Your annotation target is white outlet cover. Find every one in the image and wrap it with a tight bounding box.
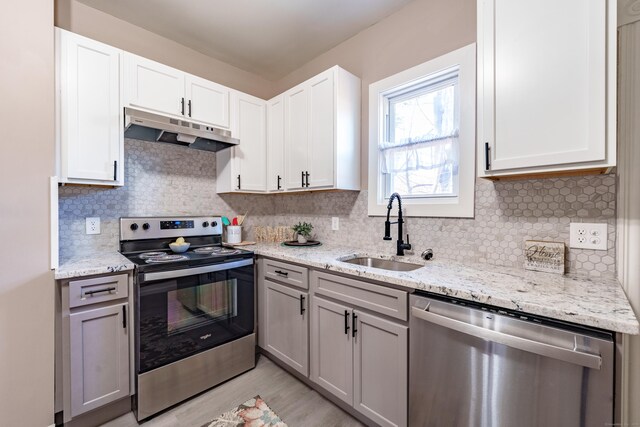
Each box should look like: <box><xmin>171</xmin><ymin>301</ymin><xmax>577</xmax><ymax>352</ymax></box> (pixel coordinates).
<box><xmin>331</xmin><ymin>217</ymin><xmax>339</xmax><ymax>231</ymax></box>
<box><xmin>569</xmin><ymin>223</ymin><xmax>607</xmax><ymax>250</ymax></box>
<box><xmin>86</xmin><ymin>217</ymin><xmax>101</xmax><ymax>235</ymax></box>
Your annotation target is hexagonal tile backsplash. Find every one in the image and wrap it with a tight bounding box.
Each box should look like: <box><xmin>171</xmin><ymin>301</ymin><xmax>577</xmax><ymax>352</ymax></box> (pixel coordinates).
<box><xmin>59</xmin><ymin>139</ymin><xmax>617</xmax><ymax>277</ymax></box>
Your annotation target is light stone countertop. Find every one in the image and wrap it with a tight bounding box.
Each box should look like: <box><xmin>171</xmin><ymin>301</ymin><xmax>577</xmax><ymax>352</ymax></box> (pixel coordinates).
<box><xmin>246</xmin><ymin>242</ymin><xmax>639</xmax><ymax>335</ymax></box>
<box><xmin>55</xmin><ymin>251</ymin><xmax>135</xmax><ymax>280</ymax></box>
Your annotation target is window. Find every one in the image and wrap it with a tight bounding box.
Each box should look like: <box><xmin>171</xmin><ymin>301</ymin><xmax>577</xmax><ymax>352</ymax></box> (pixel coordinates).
<box><xmin>368</xmin><ymin>44</ymin><xmax>476</xmax><ymax>217</ymax></box>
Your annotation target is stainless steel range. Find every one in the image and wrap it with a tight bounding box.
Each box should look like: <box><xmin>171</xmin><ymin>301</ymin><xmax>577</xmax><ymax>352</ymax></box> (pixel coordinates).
<box><xmin>119</xmin><ymin>216</ymin><xmax>256</xmax><ymax>421</ymax></box>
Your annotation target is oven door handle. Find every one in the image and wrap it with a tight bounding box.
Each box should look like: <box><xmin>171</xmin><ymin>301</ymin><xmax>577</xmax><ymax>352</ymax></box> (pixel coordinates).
<box><xmin>143</xmin><ymin>258</ymin><xmax>254</xmax><ymax>282</ymax></box>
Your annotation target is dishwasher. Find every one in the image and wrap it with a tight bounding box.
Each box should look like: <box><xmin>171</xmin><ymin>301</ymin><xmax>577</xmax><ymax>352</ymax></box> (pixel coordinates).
<box><xmin>409</xmin><ymin>292</ymin><xmax>615</xmax><ymax>427</ymax></box>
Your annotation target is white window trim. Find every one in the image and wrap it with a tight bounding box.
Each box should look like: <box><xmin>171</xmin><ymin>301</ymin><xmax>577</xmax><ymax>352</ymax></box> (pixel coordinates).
<box><xmin>368</xmin><ymin>43</ymin><xmax>476</xmax><ymax>218</ymax></box>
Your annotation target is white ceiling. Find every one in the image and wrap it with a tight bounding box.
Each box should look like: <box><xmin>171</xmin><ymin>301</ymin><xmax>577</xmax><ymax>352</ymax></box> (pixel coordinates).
<box><xmin>76</xmin><ymin>0</ymin><xmax>415</xmax><ymax>80</ymax></box>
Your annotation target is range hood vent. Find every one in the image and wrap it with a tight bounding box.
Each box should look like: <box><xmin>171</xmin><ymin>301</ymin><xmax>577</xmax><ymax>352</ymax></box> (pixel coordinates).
<box><xmin>124</xmin><ymin>107</ymin><xmax>239</xmax><ymax>152</ymax></box>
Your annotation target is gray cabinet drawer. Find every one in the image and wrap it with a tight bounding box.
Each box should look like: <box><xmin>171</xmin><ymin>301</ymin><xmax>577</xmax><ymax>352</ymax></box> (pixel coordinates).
<box><xmin>263</xmin><ymin>258</ymin><xmax>308</xmax><ymax>290</ymax></box>
<box><xmin>310</xmin><ymin>271</ymin><xmax>408</xmax><ymax>321</ymax></box>
<box><xmin>68</xmin><ymin>274</ymin><xmax>128</xmax><ymax>308</ymax></box>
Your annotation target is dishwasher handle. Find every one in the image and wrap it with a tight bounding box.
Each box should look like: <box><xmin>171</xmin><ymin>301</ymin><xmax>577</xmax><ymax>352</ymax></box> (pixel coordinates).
<box><xmin>411</xmin><ymin>306</ymin><xmax>602</xmax><ymax>370</ymax></box>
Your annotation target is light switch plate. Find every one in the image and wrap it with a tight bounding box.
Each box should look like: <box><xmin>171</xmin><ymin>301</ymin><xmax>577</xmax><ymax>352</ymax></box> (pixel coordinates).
<box><xmin>86</xmin><ymin>217</ymin><xmax>101</xmax><ymax>235</ymax></box>
<box><xmin>569</xmin><ymin>223</ymin><xmax>607</xmax><ymax>250</ymax></box>
<box><xmin>331</xmin><ymin>217</ymin><xmax>339</xmax><ymax>231</ymax></box>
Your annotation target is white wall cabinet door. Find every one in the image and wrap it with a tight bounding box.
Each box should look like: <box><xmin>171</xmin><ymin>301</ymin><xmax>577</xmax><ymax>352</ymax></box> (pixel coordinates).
<box><xmin>310</xmin><ymin>297</ymin><xmax>353</xmax><ymax>405</ymax></box>
<box><xmin>267</xmin><ymin>95</ymin><xmax>285</xmax><ymax>192</ymax></box>
<box><xmin>264</xmin><ymin>280</ymin><xmax>309</xmax><ymax>376</ymax></box>
<box><xmin>185</xmin><ymin>74</ymin><xmax>230</xmax><ymax>129</ymax></box>
<box><xmin>56</xmin><ymin>28</ymin><xmax>123</xmax><ymax>185</ymax></box>
<box><xmin>69</xmin><ymin>303</ymin><xmax>129</xmax><ymax>417</ymax></box>
<box><xmin>284</xmin><ymin>86</ymin><xmax>309</xmax><ymax>190</ymax></box>
<box><xmin>478</xmin><ymin>0</ymin><xmax>615</xmax><ymax>176</ymax></box>
<box><xmin>307</xmin><ymin>69</ymin><xmax>335</xmax><ymax>189</ymax></box>
<box><xmin>235</xmin><ymin>92</ymin><xmax>267</xmax><ymax>192</ymax></box>
<box><xmin>124</xmin><ymin>53</ymin><xmax>185</xmax><ymax>118</ymax></box>
<box><xmin>353</xmin><ymin>310</ymin><xmax>408</xmax><ymax>427</ymax></box>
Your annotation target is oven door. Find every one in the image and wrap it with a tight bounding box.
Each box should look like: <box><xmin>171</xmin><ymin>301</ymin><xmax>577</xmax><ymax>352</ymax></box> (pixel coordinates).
<box><xmin>136</xmin><ymin>258</ymin><xmax>254</xmax><ymax>373</ymax></box>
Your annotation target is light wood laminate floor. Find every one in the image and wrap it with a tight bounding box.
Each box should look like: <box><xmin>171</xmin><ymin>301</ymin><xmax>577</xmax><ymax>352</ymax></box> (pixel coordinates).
<box><xmin>102</xmin><ymin>355</ymin><xmax>364</xmax><ymax>427</ymax></box>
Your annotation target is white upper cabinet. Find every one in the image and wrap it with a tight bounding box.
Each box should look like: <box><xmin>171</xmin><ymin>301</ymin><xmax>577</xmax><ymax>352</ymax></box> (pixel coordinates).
<box><xmin>283</xmin><ymin>66</ymin><xmax>361</xmax><ymax>192</ymax></box>
<box><xmin>267</xmin><ymin>95</ymin><xmax>285</xmax><ymax>191</ymax></box>
<box><xmin>124</xmin><ymin>53</ymin><xmax>185</xmax><ymax>118</ymax></box>
<box><xmin>307</xmin><ymin>70</ymin><xmax>336</xmax><ymax>189</ymax></box>
<box><xmin>124</xmin><ymin>53</ymin><xmax>231</xmax><ymax>129</ymax></box>
<box><xmin>477</xmin><ymin>0</ymin><xmax>616</xmax><ymax>178</ymax></box>
<box><xmin>56</xmin><ymin>28</ymin><xmax>124</xmax><ymax>186</ymax></box>
<box><xmin>216</xmin><ymin>91</ymin><xmax>267</xmax><ymax>193</ymax></box>
<box><xmin>284</xmin><ymin>85</ymin><xmax>309</xmax><ymax>190</ymax></box>
<box><xmin>185</xmin><ymin>74</ymin><xmax>230</xmax><ymax>129</ymax></box>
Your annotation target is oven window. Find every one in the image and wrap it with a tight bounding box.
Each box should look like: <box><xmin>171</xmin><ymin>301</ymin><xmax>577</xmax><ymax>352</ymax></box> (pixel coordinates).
<box><xmin>168</xmin><ymin>279</ymin><xmax>237</xmax><ymax>333</ymax></box>
<box><xmin>137</xmin><ymin>264</ymin><xmax>254</xmax><ymax>373</ymax></box>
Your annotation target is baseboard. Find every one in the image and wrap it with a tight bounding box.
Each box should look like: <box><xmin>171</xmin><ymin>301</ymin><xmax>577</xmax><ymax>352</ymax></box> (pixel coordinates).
<box><xmin>62</xmin><ymin>396</ymin><xmax>131</xmax><ymax>427</ymax></box>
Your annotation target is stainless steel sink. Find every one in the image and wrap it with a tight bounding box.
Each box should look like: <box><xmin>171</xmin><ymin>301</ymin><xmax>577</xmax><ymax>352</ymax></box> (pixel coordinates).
<box><xmin>342</xmin><ymin>257</ymin><xmax>423</xmax><ymax>272</ymax></box>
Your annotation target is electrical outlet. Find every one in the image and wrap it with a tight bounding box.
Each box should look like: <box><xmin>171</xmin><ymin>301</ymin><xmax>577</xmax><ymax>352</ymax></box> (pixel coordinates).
<box><xmin>331</xmin><ymin>217</ymin><xmax>339</xmax><ymax>231</ymax></box>
<box><xmin>569</xmin><ymin>223</ymin><xmax>607</xmax><ymax>250</ymax></box>
<box><xmin>86</xmin><ymin>217</ymin><xmax>101</xmax><ymax>235</ymax></box>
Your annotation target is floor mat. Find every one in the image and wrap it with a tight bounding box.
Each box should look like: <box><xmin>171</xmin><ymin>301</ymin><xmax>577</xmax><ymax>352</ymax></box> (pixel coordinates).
<box><xmin>201</xmin><ymin>395</ymin><xmax>287</xmax><ymax>427</ymax></box>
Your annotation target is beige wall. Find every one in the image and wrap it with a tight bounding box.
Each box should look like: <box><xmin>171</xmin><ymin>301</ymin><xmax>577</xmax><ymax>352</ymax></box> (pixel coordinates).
<box><xmin>0</xmin><ymin>0</ymin><xmax>55</xmax><ymax>425</ymax></box>
<box><xmin>271</xmin><ymin>0</ymin><xmax>476</xmax><ymax>185</ymax></box>
<box><xmin>617</xmin><ymin>15</ymin><xmax>640</xmax><ymax>425</ymax></box>
<box><xmin>54</xmin><ymin>0</ymin><xmax>274</xmax><ymax>99</ymax></box>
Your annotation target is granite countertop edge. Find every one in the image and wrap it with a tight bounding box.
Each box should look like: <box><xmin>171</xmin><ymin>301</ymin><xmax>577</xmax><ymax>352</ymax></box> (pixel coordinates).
<box><xmin>248</xmin><ymin>242</ymin><xmax>639</xmax><ymax>335</ymax></box>
<box><xmin>55</xmin><ymin>251</ymin><xmax>135</xmax><ymax>280</ymax></box>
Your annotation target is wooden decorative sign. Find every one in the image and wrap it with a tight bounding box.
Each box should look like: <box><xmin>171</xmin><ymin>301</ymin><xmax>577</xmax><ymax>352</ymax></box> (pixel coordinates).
<box><xmin>524</xmin><ymin>240</ymin><xmax>565</xmax><ymax>274</ymax></box>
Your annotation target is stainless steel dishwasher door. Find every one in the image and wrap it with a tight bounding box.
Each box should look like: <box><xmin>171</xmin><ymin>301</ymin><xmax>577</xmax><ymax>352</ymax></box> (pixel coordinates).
<box><xmin>409</xmin><ymin>294</ymin><xmax>614</xmax><ymax>427</ymax></box>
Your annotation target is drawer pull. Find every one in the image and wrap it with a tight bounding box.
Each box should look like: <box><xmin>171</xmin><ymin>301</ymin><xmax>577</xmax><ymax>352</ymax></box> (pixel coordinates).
<box><xmin>274</xmin><ymin>270</ymin><xmax>289</xmax><ymax>277</ymax></box>
<box><xmin>84</xmin><ymin>287</ymin><xmax>116</xmax><ymax>297</ymax></box>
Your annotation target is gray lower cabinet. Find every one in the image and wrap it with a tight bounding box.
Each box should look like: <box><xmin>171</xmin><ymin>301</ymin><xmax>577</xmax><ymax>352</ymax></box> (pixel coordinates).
<box><xmin>69</xmin><ymin>301</ymin><xmax>130</xmax><ymax>417</ymax></box>
<box><xmin>310</xmin><ymin>296</ymin><xmax>408</xmax><ymax>427</ymax></box>
<box><xmin>264</xmin><ymin>279</ymin><xmax>309</xmax><ymax>376</ymax></box>
<box><xmin>310</xmin><ymin>296</ymin><xmax>354</xmax><ymax>405</ymax></box>
<box><xmin>353</xmin><ymin>310</ymin><xmax>408</xmax><ymax>427</ymax></box>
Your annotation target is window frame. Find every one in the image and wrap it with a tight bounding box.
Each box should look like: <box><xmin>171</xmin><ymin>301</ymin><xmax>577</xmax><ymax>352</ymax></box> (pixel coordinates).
<box><xmin>368</xmin><ymin>43</ymin><xmax>476</xmax><ymax>218</ymax></box>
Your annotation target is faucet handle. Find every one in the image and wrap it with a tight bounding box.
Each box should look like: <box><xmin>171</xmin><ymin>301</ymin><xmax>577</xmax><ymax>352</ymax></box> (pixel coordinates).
<box><xmin>406</xmin><ymin>234</ymin><xmax>412</xmax><ymax>249</ymax></box>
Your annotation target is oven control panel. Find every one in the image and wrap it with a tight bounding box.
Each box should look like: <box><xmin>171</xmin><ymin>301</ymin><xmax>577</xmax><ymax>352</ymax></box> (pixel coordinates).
<box><xmin>160</xmin><ymin>220</ymin><xmax>194</xmax><ymax>230</ymax></box>
<box><xmin>120</xmin><ymin>217</ymin><xmax>222</xmax><ymax>240</ymax></box>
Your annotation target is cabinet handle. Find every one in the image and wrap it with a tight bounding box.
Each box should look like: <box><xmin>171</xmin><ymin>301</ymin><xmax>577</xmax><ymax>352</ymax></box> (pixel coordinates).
<box><xmin>484</xmin><ymin>142</ymin><xmax>491</xmax><ymax>171</ymax></box>
<box><xmin>301</xmin><ymin>171</ymin><xmax>305</xmax><ymax>188</ymax></box>
<box><xmin>274</xmin><ymin>269</ymin><xmax>288</xmax><ymax>277</ymax></box>
<box><xmin>84</xmin><ymin>287</ymin><xmax>116</xmax><ymax>297</ymax></box>
<box><xmin>344</xmin><ymin>310</ymin><xmax>350</xmax><ymax>335</ymax></box>
<box><xmin>300</xmin><ymin>295</ymin><xmax>306</xmax><ymax>315</ymax></box>
<box><xmin>113</xmin><ymin>160</ymin><xmax>118</xmax><ymax>181</ymax></box>
<box><xmin>188</xmin><ymin>99</ymin><xmax>192</xmax><ymax>117</ymax></box>
<box><xmin>277</xmin><ymin>175</ymin><xmax>281</xmax><ymax>190</ymax></box>
<box><xmin>181</xmin><ymin>97</ymin><xmax>185</xmax><ymax>115</ymax></box>
<box><xmin>352</xmin><ymin>313</ymin><xmax>357</xmax><ymax>338</ymax></box>
<box><xmin>237</xmin><ymin>174</ymin><xmax>241</xmax><ymax>190</ymax></box>
<box><xmin>122</xmin><ymin>305</ymin><xmax>127</xmax><ymax>329</ymax></box>
<box><xmin>305</xmin><ymin>171</ymin><xmax>310</xmax><ymax>187</ymax></box>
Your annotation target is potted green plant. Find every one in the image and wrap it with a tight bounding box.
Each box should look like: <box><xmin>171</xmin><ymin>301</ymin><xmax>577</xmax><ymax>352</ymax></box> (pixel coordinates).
<box><xmin>292</xmin><ymin>222</ymin><xmax>314</xmax><ymax>244</ymax></box>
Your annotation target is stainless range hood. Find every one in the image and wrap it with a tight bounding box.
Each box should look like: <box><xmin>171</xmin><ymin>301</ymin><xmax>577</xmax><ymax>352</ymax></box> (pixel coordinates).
<box><xmin>124</xmin><ymin>107</ymin><xmax>239</xmax><ymax>152</ymax></box>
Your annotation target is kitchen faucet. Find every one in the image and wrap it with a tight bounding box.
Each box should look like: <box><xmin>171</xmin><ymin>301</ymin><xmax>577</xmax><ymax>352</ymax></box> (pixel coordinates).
<box><xmin>384</xmin><ymin>192</ymin><xmax>412</xmax><ymax>256</ymax></box>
